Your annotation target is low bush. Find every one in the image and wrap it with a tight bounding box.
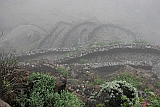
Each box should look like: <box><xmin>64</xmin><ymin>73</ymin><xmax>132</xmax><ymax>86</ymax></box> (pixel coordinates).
<box><xmin>13</xmin><ymin>72</ymin><xmax>83</xmax><ymax>107</ymax></box>
<box><xmin>54</xmin><ymin>91</ymin><xmax>84</xmax><ymax>107</ymax></box>
<box><xmin>93</xmin><ymin>80</ymin><xmax>139</xmax><ymax>107</ymax></box>
<box><xmin>56</xmin><ymin>67</ymin><xmax>68</xmax><ymax>78</ymax></box>
<box><xmin>134</xmin><ymin>89</ymin><xmax>160</xmax><ymax>107</ymax></box>
<box><xmin>116</xmin><ymin>72</ymin><xmax>143</xmax><ymax>88</ymax></box>
<box><xmin>89</xmin><ymin>78</ymin><xmax>104</xmax><ymax>86</ymax></box>
<box><xmin>80</xmin><ymin>59</ymin><xmax>88</xmax><ymax>64</ymax></box>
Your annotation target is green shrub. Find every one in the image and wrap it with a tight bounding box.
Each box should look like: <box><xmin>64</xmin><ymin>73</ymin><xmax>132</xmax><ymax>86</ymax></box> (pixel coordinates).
<box><xmin>114</xmin><ymin>72</ymin><xmax>143</xmax><ymax>88</ymax></box>
<box><xmin>158</xmin><ymin>82</ymin><xmax>160</xmax><ymax>88</ymax></box>
<box><xmin>14</xmin><ymin>90</ymin><xmax>29</xmax><ymax>107</ymax></box>
<box><xmin>54</xmin><ymin>91</ymin><xmax>84</xmax><ymax>107</ymax></box>
<box><xmin>96</xmin><ymin>103</ymin><xmax>105</xmax><ymax>107</ymax></box>
<box><xmin>109</xmin><ymin>40</ymin><xmax>122</xmax><ymax>45</ymax></box>
<box><xmin>56</xmin><ymin>67</ymin><xmax>68</xmax><ymax>78</ymax></box>
<box><xmin>135</xmin><ymin>90</ymin><xmax>160</xmax><ymax>107</ymax></box>
<box><xmin>77</xmin><ymin>48</ymin><xmax>82</xmax><ymax>52</ymax></box>
<box><xmin>80</xmin><ymin>59</ymin><xmax>88</xmax><ymax>64</ymax></box>
<box><xmin>133</xmin><ymin>39</ymin><xmax>148</xmax><ymax>44</ymax></box>
<box><xmin>15</xmin><ymin>72</ymin><xmax>57</xmax><ymax>107</ymax></box>
<box><xmin>0</xmin><ymin>53</ymin><xmax>18</xmax><ymax>98</ymax></box>
<box><xmin>2</xmin><ymin>79</ymin><xmax>13</xmax><ymax>95</ymax></box>
<box><xmin>96</xmin><ymin>80</ymin><xmax>139</xmax><ymax>107</ymax></box>
<box><xmin>146</xmin><ymin>90</ymin><xmax>160</xmax><ymax>107</ymax></box>
<box><xmin>14</xmin><ymin>72</ymin><xmax>83</xmax><ymax>107</ymax></box>
<box><xmin>65</xmin><ymin>52</ymin><xmax>73</xmax><ymax>57</ymax></box>
<box><xmin>89</xmin><ymin>78</ymin><xmax>104</xmax><ymax>86</ymax></box>
<box><xmin>67</xmin><ymin>79</ymin><xmax>78</xmax><ymax>85</ymax></box>
<box><xmin>94</xmin><ymin>78</ymin><xmax>104</xmax><ymax>85</ymax></box>
<box><xmin>30</xmin><ymin>73</ymin><xmax>57</xmax><ymax>107</ymax></box>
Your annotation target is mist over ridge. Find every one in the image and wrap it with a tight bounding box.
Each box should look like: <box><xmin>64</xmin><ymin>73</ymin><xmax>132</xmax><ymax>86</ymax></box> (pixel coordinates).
<box><xmin>0</xmin><ymin>0</ymin><xmax>160</xmax><ymax>47</ymax></box>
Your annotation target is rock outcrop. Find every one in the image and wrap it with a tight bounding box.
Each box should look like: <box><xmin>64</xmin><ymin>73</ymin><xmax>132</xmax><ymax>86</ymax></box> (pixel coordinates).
<box><xmin>0</xmin><ymin>99</ymin><xmax>11</xmax><ymax>107</ymax></box>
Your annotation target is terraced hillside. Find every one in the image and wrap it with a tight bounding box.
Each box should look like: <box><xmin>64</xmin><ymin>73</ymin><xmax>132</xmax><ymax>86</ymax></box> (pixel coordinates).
<box><xmin>0</xmin><ymin>21</ymin><xmax>160</xmax><ymax>76</ymax></box>
<box><xmin>16</xmin><ymin>43</ymin><xmax>160</xmax><ymax>77</ymax></box>
<box><xmin>0</xmin><ymin>21</ymin><xmax>137</xmax><ymax>53</ymax></box>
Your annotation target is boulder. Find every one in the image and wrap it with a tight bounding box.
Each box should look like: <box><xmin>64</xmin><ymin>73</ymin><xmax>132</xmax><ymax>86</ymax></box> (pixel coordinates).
<box><xmin>0</xmin><ymin>99</ymin><xmax>11</xmax><ymax>107</ymax></box>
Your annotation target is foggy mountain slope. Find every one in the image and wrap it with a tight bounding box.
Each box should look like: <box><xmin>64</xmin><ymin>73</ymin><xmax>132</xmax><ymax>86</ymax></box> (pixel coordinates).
<box><xmin>38</xmin><ymin>21</ymin><xmax>72</xmax><ymax>49</ymax></box>
<box><xmin>0</xmin><ymin>21</ymin><xmax>138</xmax><ymax>53</ymax></box>
<box><xmin>60</xmin><ymin>21</ymin><xmax>97</xmax><ymax>48</ymax></box>
<box><xmin>88</xmin><ymin>24</ymin><xmax>137</xmax><ymax>44</ymax></box>
<box><xmin>0</xmin><ymin>24</ymin><xmax>47</xmax><ymax>53</ymax></box>
<box><xmin>0</xmin><ymin>0</ymin><xmax>160</xmax><ymax>52</ymax></box>
<box><xmin>37</xmin><ymin>22</ymin><xmax>137</xmax><ymax>49</ymax></box>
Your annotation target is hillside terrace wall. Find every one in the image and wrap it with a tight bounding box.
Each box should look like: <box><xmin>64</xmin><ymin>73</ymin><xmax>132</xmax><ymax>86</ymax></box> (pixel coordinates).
<box><xmin>21</xmin><ymin>60</ymin><xmax>153</xmax><ymax>72</ymax></box>
<box><xmin>15</xmin><ymin>43</ymin><xmax>160</xmax><ymax>64</ymax></box>
<box><xmin>15</xmin><ymin>43</ymin><xmax>160</xmax><ymax>76</ymax></box>
<box><xmin>56</xmin><ymin>43</ymin><xmax>160</xmax><ymax>64</ymax></box>
<box><xmin>15</xmin><ymin>43</ymin><xmax>160</xmax><ymax>59</ymax></box>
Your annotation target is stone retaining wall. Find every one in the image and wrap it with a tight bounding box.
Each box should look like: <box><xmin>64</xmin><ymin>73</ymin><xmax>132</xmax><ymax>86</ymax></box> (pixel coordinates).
<box><xmin>16</xmin><ymin>43</ymin><xmax>160</xmax><ymax>76</ymax></box>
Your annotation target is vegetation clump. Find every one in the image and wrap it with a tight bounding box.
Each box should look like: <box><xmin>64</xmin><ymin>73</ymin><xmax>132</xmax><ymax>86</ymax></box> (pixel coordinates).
<box><xmin>133</xmin><ymin>39</ymin><xmax>148</xmax><ymax>44</ymax></box>
<box><xmin>56</xmin><ymin>67</ymin><xmax>68</xmax><ymax>78</ymax></box>
<box><xmin>115</xmin><ymin>72</ymin><xmax>143</xmax><ymax>88</ymax></box>
<box><xmin>54</xmin><ymin>90</ymin><xmax>84</xmax><ymax>107</ymax></box>
<box><xmin>93</xmin><ymin>80</ymin><xmax>139</xmax><ymax>107</ymax></box>
<box><xmin>0</xmin><ymin>53</ymin><xmax>26</xmax><ymax>105</ymax></box>
<box><xmin>13</xmin><ymin>72</ymin><xmax>83</xmax><ymax>107</ymax></box>
<box><xmin>88</xmin><ymin>78</ymin><xmax>104</xmax><ymax>86</ymax></box>
<box><xmin>80</xmin><ymin>59</ymin><xmax>88</xmax><ymax>64</ymax></box>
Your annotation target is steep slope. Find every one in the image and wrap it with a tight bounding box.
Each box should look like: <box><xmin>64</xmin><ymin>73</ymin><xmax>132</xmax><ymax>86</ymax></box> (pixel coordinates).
<box><xmin>0</xmin><ymin>21</ymin><xmax>138</xmax><ymax>53</ymax></box>
<box><xmin>0</xmin><ymin>25</ymin><xmax>47</xmax><ymax>53</ymax></box>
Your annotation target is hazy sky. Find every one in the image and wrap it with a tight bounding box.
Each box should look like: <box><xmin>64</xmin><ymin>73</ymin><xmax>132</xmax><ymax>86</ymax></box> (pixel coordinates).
<box><xmin>0</xmin><ymin>0</ymin><xmax>159</xmax><ymax>39</ymax></box>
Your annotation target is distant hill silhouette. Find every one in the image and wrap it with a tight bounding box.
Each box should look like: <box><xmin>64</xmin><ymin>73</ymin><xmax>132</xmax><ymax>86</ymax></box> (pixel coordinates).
<box><xmin>0</xmin><ymin>21</ymin><xmax>137</xmax><ymax>53</ymax></box>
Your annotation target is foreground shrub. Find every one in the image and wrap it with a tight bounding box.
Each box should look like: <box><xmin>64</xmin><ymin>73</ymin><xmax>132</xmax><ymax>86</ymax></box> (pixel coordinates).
<box><xmin>0</xmin><ymin>53</ymin><xmax>18</xmax><ymax>98</ymax></box>
<box><xmin>112</xmin><ymin>71</ymin><xmax>143</xmax><ymax>88</ymax></box>
<box><xmin>14</xmin><ymin>72</ymin><xmax>83</xmax><ymax>107</ymax></box>
<box><xmin>136</xmin><ymin>90</ymin><xmax>160</xmax><ymax>107</ymax></box>
<box><xmin>54</xmin><ymin>91</ymin><xmax>84</xmax><ymax>107</ymax></box>
<box><xmin>0</xmin><ymin>53</ymin><xmax>29</xmax><ymax>106</ymax></box>
<box><xmin>95</xmin><ymin>80</ymin><xmax>139</xmax><ymax>107</ymax></box>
